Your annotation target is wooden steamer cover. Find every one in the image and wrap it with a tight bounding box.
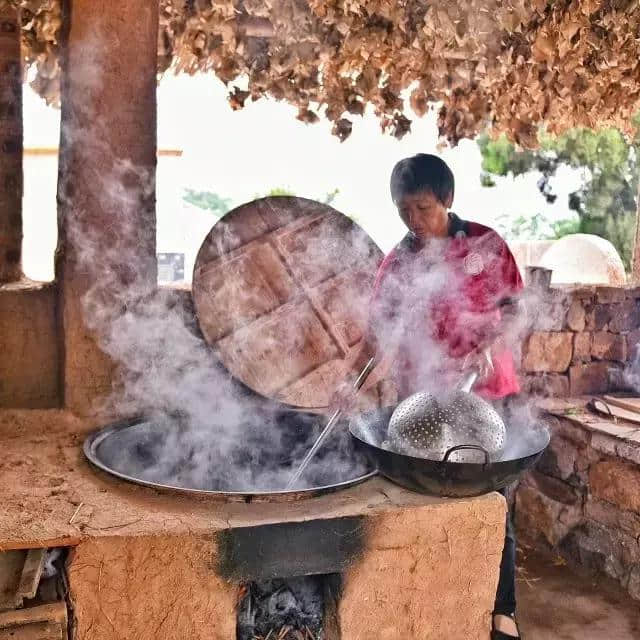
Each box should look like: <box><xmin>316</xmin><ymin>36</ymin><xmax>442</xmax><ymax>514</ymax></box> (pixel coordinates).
<box><xmin>192</xmin><ymin>196</ymin><xmax>386</xmax><ymax>409</ymax></box>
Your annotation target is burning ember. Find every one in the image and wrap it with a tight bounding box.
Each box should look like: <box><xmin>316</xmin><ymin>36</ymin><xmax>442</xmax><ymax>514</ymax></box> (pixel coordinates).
<box><xmin>237</xmin><ymin>576</ymin><xmax>326</xmax><ymax>640</ymax></box>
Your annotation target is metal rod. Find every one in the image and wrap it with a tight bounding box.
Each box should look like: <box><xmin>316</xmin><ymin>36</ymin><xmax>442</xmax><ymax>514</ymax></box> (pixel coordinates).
<box><xmin>459</xmin><ymin>371</ymin><xmax>478</xmax><ymax>393</ymax></box>
<box><xmin>285</xmin><ymin>358</ymin><xmax>376</xmax><ymax>490</ymax></box>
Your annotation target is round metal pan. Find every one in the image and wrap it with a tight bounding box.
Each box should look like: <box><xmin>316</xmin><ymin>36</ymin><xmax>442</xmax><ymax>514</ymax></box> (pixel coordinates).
<box><xmin>83</xmin><ymin>413</ymin><xmax>377</xmax><ymax>503</ymax></box>
<box><xmin>349</xmin><ymin>408</ymin><xmax>549</xmax><ymax>498</ymax></box>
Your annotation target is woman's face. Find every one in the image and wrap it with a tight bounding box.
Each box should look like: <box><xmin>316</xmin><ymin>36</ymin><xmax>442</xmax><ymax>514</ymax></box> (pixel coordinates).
<box><xmin>397</xmin><ymin>190</ymin><xmax>452</xmax><ymax>240</ymax></box>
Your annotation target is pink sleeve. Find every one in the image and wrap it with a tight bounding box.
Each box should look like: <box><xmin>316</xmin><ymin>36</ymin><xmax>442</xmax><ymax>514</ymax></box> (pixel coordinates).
<box><xmin>372</xmin><ymin>251</ymin><xmax>396</xmax><ymax>300</ymax></box>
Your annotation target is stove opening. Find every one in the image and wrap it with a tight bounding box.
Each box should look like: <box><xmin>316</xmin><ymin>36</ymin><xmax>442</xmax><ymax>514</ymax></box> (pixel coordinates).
<box><xmin>237</xmin><ymin>574</ymin><xmax>340</xmax><ymax>640</ymax></box>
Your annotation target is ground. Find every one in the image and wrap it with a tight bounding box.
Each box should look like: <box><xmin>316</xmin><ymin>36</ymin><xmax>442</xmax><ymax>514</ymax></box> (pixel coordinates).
<box><xmin>517</xmin><ymin>545</ymin><xmax>640</xmax><ymax>639</ymax></box>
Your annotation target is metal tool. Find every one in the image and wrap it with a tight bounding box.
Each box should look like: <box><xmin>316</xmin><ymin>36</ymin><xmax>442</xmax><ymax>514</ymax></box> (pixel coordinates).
<box><xmin>386</xmin><ymin>356</ymin><xmax>506</xmax><ymax>463</ymax></box>
<box><xmin>83</xmin><ymin>409</ymin><xmax>377</xmax><ymax>501</ymax></box>
<box><xmin>286</xmin><ymin>358</ymin><xmax>376</xmax><ymax>489</ymax></box>
<box><xmin>349</xmin><ymin>407</ymin><xmax>549</xmax><ymax>498</ymax></box>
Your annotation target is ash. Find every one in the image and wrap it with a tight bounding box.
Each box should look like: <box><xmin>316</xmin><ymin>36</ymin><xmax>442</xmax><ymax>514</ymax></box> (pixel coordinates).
<box><xmin>237</xmin><ymin>576</ymin><xmax>325</xmax><ymax>640</ymax></box>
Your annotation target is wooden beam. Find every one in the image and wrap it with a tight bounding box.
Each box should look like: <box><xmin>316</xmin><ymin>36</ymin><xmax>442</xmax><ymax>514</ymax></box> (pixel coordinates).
<box><xmin>0</xmin><ymin>601</ymin><xmax>67</xmax><ymax>639</ymax></box>
<box><xmin>25</xmin><ymin>147</ymin><xmax>182</xmax><ymax>157</ymax></box>
<box><xmin>16</xmin><ymin>548</ymin><xmax>47</xmax><ymax>600</ymax></box>
<box><xmin>0</xmin><ymin>4</ymin><xmax>22</xmax><ymax>283</ymax></box>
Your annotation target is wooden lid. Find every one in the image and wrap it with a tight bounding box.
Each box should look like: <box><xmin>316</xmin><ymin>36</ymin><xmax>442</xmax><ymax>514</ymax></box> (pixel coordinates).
<box><xmin>192</xmin><ymin>196</ymin><xmax>384</xmax><ymax>408</ymax></box>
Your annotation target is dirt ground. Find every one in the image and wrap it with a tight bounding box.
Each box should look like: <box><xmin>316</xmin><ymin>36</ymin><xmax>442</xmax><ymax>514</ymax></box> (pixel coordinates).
<box><xmin>517</xmin><ymin>545</ymin><xmax>640</xmax><ymax>640</ymax></box>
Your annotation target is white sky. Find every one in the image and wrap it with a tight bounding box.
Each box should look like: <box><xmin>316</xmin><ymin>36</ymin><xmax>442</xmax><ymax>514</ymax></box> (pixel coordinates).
<box><xmin>22</xmin><ymin>73</ymin><xmax>581</xmax><ymax>281</ymax></box>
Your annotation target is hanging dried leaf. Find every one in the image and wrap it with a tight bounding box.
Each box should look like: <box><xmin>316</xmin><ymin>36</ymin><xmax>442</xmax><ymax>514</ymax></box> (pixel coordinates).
<box><xmin>390</xmin><ymin>113</ymin><xmax>411</xmax><ymax>139</ymax></box>
<box><xmin>332</xmin><ymin>118</ymin><xmax>353</xmax><ymax>142</ymax></box>
<box><xmin>228</xmin><ymin>86</ymin><xmax>250</xmax><ymax>110</ymax></box>
<box><xmin>297</xmin><ymin>107</ymin><xmax>319</xmax><ymax>123</ymax></box>
<box><xmin>6</xmin><ymin>0</ymin><xmax>640</xmax><ymax>146</ymax></box>
<box><xmin>409</xmin><ymin>87</ymin><xmax>428</xmax><ymax>117</ymax></box>
<box><xmin>346</xmin><ymin>97</ymin><xmax>364</xmax><ymax>116</ymax></box>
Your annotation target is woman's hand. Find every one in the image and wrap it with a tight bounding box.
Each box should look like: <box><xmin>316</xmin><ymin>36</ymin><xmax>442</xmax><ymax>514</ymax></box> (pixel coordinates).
<box><xmin>329</xmin><ymin>378</ymin><xmax>359</xmax><ymax>413</ymax></box>
<box><xmin>462</xmin><ymin>345</ymin><xmax>495</xmax><ymax>382</ymax></box>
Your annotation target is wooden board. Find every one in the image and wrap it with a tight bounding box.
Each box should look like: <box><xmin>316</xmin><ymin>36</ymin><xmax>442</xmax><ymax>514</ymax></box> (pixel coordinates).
<box><xmin>602</xmin><ymin>395</ymin><xmax>640</xmax><ymax>415</ymax></box>
<box><xmin>0</xmin><ymin>602</ymin><xmax>67</xmax><ymax>640</ymax></box>
<box><xmin>0</xmin><ymin>551</ymin><xmax>24</xmax><ymax>611</ymax></box>
<box><xmin>590</xmin><ymin>398</ymin><xmax>640</xmax><ymax>426</ymax></box>
<box><xmin>192</xmin><ymin>197</ymin><xmax>384</xmax><ymax>408</ymax></box>
<box><xmin>17</xmin><ymin>550</ymin><xmax>46</xmax><ymax>601</ymax></box>
<box><xmin>0</xmin><ymin>549</ymin><xmax>47</xmax><ymax>612</ymax></box>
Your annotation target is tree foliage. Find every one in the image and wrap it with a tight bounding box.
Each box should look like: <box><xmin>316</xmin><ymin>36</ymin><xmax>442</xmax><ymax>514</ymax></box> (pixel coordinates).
<box><xmin>183</xmin><ymin>187</ymin><xmax>343</xmax><ymax>219</ymax></box>
<box><xmin>478</xmin><ymin>119</ymin><xmax>640</xmax><ymax>269</ymax></box>
<box><xmin>183</xmin><ymin>189</ymin><xmax>233</xmax><ymax>219</ymax></box>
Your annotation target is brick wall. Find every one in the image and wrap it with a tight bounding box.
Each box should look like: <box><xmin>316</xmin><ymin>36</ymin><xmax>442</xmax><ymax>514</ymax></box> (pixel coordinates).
<box><xmin>521</xmin><ymin>285</ymin><xmax>640</xmax><ymax>397</ymax></box>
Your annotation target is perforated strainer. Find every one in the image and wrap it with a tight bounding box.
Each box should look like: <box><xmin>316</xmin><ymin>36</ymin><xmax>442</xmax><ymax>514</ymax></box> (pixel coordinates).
<box><xmin>386</xmin><ymin>370</ymin><xmax>506</xmax><ymax>463</ymax></box>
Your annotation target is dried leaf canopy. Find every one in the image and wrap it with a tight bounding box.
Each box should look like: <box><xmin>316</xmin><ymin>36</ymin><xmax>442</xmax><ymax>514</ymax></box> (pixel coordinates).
<box><xmin>4</xmin><ymin>0</ymin><xmax>640</xmax><ymax>146</ymax></box>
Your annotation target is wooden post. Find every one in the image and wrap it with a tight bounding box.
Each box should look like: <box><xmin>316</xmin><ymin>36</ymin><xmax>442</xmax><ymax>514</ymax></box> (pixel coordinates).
<box><xmin>55</xmin><ymin>0</ymin><xmax>158</xmax><ymax>414</ymax></box>
<box><xmin>0</xmin><ymin>3</ymin><xmax>22</xmax><ymax>283</ymax></box>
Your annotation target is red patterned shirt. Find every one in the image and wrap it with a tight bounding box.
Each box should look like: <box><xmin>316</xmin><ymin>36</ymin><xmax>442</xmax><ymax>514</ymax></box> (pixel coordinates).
<box><xmin>370</xmin><ymin>213</ymin><xmax>523</xmax><ymax>400</ymax></box>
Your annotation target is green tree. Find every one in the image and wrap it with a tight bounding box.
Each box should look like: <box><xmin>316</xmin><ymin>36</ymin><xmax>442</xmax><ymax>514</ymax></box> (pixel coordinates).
<box><xmin>478</xmin><ymin>119</ymin><xmax>640</xmax><ymax>269</ymax></box>
<box><xmin>257</xmin><ymin>187</ymin><xmax>340</xmax><ymax>206</ymax></box>
<box><xmin>184</xmin><ymin>186</ymin><xmax>349</xmax><ymax>221</ymax></box>
<box><xmin>183</xmin><ymin>189</ymin><xmax>233</xmax><ymax>219</ymax></box>
<box><xmin>261</xmin><ymin>187</ymin><xmax>296</xmax><ymax>198</ymax></box>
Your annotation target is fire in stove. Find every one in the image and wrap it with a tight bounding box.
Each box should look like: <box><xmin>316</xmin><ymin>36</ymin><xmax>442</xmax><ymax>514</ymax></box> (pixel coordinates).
<box><xmin>237</xmin><ymin>575</ymin><xmax>337</xmax><ymax>640</ymax></box>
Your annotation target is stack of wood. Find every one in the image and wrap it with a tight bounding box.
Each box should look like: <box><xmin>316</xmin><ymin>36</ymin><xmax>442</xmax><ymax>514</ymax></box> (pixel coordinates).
<box><xmin>0</xmin><ymin>548</ymin><xmax>68</xmax><ymax>640</ymax></box>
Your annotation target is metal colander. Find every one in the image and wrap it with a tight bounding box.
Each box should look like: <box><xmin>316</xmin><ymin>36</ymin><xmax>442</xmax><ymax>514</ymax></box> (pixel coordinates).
<box><xmin>386</xmin><ymin>379</ymin><xmax>506</xmax><ymax>463</ymax></box>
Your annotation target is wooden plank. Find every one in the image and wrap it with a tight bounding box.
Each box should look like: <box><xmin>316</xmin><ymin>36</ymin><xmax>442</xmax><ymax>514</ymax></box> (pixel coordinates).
<box><xmin>17</xmin><ymin>549</ymin><xmax>46</xmax><ymax>600</ymax></box>
<box><xmin>0</xmin><ymin>601</ymin><xmax>67</xmax><ymax>628</ymax></box>
<box><xmin>0</xmin><ymin>621</ymin><xmax>65</xmax><ymax>640</ymax></box>
<box><xmin>590</xmin><ymin>398</ymin><xmax>640</xmax><ymax>426</ymax></box>
<box><xmin>602</xmin><ymin>394</ymin><xmax>640</xmax><ymax>415</ymax></box>
<box><xmin>0</xmin><ymin>550</ymin><xmax>25</xmax><ymax>610</ymax></box>
<box><xmin>0</xmin><ymin>602</ymin><xmax>67</xmax><ymax>640</ymax></box>
<box><xmin>216</xmin><ymin>299</ymin><xmax>340</xmax><ymax>397</ymax></box>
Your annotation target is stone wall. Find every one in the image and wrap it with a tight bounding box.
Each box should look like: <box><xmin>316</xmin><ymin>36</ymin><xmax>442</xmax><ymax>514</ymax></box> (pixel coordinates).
<box><xmin>517</xmin><ymin>412</ymin><xmax>640</xmax><ymax>601</ymax></box>
<box><xmin>2</xmin><ymin>276</ymin><xmax>640</xmax><ymax>411</ymax></box>
<box><xmin>521</xmin><ymin>285</ymin><xmax>640</xmax><ymax>398</ymax></box>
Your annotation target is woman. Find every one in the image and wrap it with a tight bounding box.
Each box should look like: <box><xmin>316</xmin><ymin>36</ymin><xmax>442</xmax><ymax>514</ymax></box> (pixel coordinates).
<box><xmin>335</xmin><ymin>154</ymin><xmax>524</xmax><ymax>639</ymax></box>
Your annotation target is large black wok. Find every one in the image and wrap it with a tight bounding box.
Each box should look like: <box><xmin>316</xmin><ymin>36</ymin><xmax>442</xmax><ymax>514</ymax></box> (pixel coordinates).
<box><xmin>349</xmin><ymin>407</ymin><xmax>549</xmax><ymax>498</ymax></box>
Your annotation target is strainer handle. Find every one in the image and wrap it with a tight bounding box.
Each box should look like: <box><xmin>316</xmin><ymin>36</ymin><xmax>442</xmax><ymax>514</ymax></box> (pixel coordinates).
<box><xmin>459</xmin><ymin>371</ymin><xmax>478</xmax><ymax>393</ymax></box>
<box><xmin>442</xmin><ymin>444</ymin><xmax>489</xmax><ymax>464</ymax></box>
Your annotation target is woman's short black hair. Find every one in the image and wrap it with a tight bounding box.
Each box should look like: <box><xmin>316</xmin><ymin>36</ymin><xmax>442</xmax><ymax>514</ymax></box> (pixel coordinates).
<box><xmin>390</xmin><ymin>154</ymin><xmax>455</xmax><ymax>205</ymax></box>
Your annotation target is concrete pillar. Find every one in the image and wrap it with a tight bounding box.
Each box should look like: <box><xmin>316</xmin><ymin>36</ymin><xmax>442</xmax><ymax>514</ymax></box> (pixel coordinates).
<box><xmin>0</xmin><ymin>4</ymin><xmax>22</xmax><ymax>283</ymax></box>
<box><xmin>56</xmin><ymin>0</ymin><xmax>158</xmax><ymax>414</ymax></box>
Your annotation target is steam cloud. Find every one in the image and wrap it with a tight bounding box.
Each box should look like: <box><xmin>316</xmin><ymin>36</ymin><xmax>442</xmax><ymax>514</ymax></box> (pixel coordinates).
<box><xmin>60</xmin><ymin>122</ymin><xmax>377</xmax><ymax>491</ymax></box>
<box><xmin>60</xmin><ymin>31</ymin><xmax>557</xmax><ymax>489</ymax></box>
